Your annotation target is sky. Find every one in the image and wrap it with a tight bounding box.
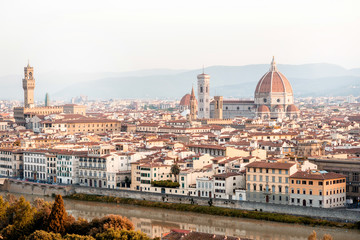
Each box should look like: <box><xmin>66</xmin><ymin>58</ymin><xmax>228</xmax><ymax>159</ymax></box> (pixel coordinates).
<box><xmin>0</xmin><ymin>0</ymin><xmax>359</xmax><ymax>76</ymax></box>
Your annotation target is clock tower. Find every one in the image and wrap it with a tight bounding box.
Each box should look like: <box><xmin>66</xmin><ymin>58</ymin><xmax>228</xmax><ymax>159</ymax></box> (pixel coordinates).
<box><xmin>23</xmin><ymin>61</ymin><xmax>35</xmax><ymax>108</ymax></box>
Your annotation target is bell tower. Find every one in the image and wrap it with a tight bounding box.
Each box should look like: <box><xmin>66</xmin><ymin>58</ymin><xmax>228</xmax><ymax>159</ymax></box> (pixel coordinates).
<box><xmin>189</xmin><ymin>86</ymin><xmax>198</xmax><ymax>121</ymax></box>
<box><xmin>197</xmin><ymin>70</ymin><xmax>210</xmax><ymax>119</ymax></box>
<box><xmin>23</xmin><ymin>61</ymin><xmax>35</xmax><ymax>108</ymax></box>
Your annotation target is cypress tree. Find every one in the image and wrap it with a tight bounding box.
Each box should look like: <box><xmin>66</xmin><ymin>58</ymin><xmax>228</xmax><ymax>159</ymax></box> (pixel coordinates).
<box><xmin>47</xmin><ymin>195</ymin><xmax>67</xmax><ymax>234</ymax></box>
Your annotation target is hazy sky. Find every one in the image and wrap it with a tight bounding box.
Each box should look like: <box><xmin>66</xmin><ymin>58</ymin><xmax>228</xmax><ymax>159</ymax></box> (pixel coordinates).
<box><xmin>1</xmin><ymin>0</ymin><xmax>359</xmax><ymax>76</ymax></box>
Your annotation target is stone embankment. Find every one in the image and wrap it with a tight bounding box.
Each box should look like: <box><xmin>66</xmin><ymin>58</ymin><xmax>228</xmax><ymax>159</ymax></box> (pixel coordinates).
<box><xmin>1</xmin><ymin>178</ymin><xmax>359</xmax><ymax>223</ymax></box>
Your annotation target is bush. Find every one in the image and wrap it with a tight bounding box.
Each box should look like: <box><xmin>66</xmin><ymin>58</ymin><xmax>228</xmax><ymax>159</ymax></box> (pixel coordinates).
<box><xmin>88</xmin><ymin>215</ymin><xmax>134</xmax><ymax>236</ymax></box>
<box><xmin>151</xmin><ymin>180</ymin><xmax>180</xmax><ymax>188</ymax></box>
<box><xmin>26</xmin><ymin>230</ymin><xmax>62</xmax><ymax>240</ymax></box>
<box><xmin>95</xmin><ymin>228</ymin><xmax>149</xmax><ymax>240</ymax></box>
<box><xmin>63</xmin><ymin>234</ymin><xmax>95</xmax><ymax>240</ymax></box>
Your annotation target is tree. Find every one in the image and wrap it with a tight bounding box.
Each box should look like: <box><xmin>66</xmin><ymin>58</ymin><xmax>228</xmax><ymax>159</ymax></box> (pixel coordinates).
<box><xmin>308</xmin><ymin>231</ymin><xmax>333</xmax><ymax>240</ymax></box>
<box><xmin>1</xmin><ymin>196</ymin><xmax>37</xmax><ymax>239</ymax></box>
<box><xmin>88</xmin><ymin>215</ymin><xmax>134</xmax><ymax>236</ymax></box>
<box><xmin>171</xmin><ymin>164</ymin><xmax>180</xmax><ymax>182</ymax></box>
<box><xmin>95</xmin><ymin>228</ymin><xmax>149</xmax><ymax>240</ymax></box>
<box><xmin>33</xmin><ymin>198</ymin><xmax>53</xmax><ymax>231</ymax></box>
<box><xmin>124</xmin><ymin>176</ymin><xmax>131</xmax><ymax>188</ymax></box>
<box><xmin>26</xmin><ymin>230</ymin><xmax>62</xmax><ymax>240</ymax></box>
<box><xmin>63</xmin><ymin>234</ymin><xmax>95</xmax><ymax>240</ymax></box>
<box><xmin>308</xmin><ymin>231</ymin><xmax>317</xmax><ymax>240</ymax></box>
<box><xmin>0</xmin><ymin>196</ymin><xmax>9</xmax><ymax>228</ymax></box>
<box><xmin>47</xmin><ymin>195</ymin><xmax>67</xmax><ymax>235</ymax></box>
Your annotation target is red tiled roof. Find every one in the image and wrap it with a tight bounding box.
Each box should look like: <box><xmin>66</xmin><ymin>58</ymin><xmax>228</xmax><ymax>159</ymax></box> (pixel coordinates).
<box><xmin>290</xmin><ymin>171</ymin><xmax>346</xmax><ymax>180</ymax></box>
<box><xmin>246</xmin><ymin>161</ymin><xmax>295</xmax><ymax>169</ymax></box>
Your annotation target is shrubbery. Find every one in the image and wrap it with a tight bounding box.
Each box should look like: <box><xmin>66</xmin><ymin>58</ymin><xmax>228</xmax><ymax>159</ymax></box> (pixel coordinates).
<box><xmin>0</xmin><ymin>194</ymin><xmax>151</xmax><ymax>240</ymax></box>
<box><xmin>151</xmin><ymin>180</ymin><xmax>180</xmax><ymax>188</ymax></box>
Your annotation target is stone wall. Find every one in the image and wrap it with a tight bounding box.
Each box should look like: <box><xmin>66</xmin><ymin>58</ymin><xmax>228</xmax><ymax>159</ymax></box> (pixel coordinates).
<box><xmin>0</xmin><ymin>179</ymin><xmax>72</xmax><ymax>197</ymax></box>
<box><xmin>72</xmin><ymin>185</ymin><xmax>360</xmax><ymax>223</ymax></box>
<box><xmin>1</xmin><ymin>179</ymin><xmax>359</xmax><ymax>223</ymax></box>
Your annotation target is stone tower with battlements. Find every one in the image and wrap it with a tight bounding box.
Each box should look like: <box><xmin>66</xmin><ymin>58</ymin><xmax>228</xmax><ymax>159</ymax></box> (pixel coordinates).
<box><xmin>23</xmin><ymin>62</ymin><xmax>35</xmax><ymax>108</ymax></box>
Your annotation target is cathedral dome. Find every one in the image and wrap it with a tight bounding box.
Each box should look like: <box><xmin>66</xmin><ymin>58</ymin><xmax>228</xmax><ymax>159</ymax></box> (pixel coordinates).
<box><xmin>257</xmin><ymin>105</ymin><xmax>270</xmax><ymax>112</ymax></box>
<box><xmin>286</xmin><ymin>104</ymin><xmax>299</xmax><ymax>112</ymax></box>
<box><xmin>180</xmin><ymin>94</ymin><xmax>191</xmax><ymax>106</ymax></box>
<box><xmin>255</xmin><ymin>57</ymin><xmax>293</xmax><ymax>95</ymax></box>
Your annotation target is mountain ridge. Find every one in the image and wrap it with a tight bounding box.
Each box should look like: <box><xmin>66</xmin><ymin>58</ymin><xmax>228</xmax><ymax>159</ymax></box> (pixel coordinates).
<box><xmin>1</xmin><ymin>63</ymin><xmax>359</xmax><ymax>100</ymax></box>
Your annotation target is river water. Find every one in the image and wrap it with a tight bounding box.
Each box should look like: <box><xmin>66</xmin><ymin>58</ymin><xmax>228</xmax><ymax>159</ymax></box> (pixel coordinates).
<box><xmin>1</xmin><ymin>192</ymin><xmax>359</xmax><ymax>240</ymax></box>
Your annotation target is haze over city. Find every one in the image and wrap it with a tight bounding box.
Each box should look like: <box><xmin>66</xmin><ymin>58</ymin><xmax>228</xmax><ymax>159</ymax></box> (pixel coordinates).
<box><xmin>1</xmin><ymin>0</ymin><xmax>360</xmax><ymax>77</ymax></box>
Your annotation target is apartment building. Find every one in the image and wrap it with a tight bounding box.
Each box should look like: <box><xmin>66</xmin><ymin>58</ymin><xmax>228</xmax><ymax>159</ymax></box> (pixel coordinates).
<box><xmin>213</xmin><ymin>172</ymin><xmax>245</xmax><ymax>199</ymax></box>
<box><xmin>245</xmin><ymin>161</ymin><xmax>298</xmax><ymax>204</ymax></box>
<box><xmin>46</xmin><ymin>152</ymin><xmax>57</xmax><ymax>183</ymax></box>
<box><xmin>23</xmin><ymin>150</ymin><xmax>47</xmax><ymax>181</ymax></box>
<box><xmin>290</xmin><ymin>170</ymin><xmax>346</xmax><ymax>208</ymax></box>
<box><xmin>78</xmin><ymin>145</ymin><xmax>119</xmax><ymax>189</ymax></box>
<box><xmin>56</xmin><ymin>151</ymin><xmax>83</xmax><ymax>185</ymax></box>
<box><xmin>309</xmin><ymin>157</ymin><xmax>360</xmax><ymax>203</ymax></box>
<box><xmin>0</xmin><ymin>149</ymin><xmax>14</xmax><ymax>177</ymax></box>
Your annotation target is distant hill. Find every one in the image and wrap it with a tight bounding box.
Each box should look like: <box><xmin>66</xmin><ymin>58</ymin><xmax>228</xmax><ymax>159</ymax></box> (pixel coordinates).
<box><xmin>0</xmin><ymin>63</ymin><xmax>359</xmax><ymax>100</ymax></box>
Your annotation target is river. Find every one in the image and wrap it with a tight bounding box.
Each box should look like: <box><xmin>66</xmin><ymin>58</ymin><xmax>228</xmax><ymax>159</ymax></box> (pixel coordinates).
<box><xmin>1</xmin><ymin>192</ymin><xmax>359</xmax><ymax>240</ymax></box>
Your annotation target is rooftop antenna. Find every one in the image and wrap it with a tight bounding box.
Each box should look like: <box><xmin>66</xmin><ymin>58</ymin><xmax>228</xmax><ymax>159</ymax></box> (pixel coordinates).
<box><xmin>202</xmin><ymin>65</ymin><xmax>204</xmax><ymax>74</ymax></box>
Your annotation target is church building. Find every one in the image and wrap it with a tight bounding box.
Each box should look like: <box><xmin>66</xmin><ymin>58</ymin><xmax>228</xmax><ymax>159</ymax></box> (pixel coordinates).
<box><xmin>180</xmin><ymin>57</ymin><xmax>299</xmax><ymax>120</ymax></box>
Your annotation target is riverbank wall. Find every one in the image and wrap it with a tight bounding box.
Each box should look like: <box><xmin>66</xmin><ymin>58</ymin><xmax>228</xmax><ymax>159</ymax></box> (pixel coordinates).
<box><xmin>1</xmin><ymin>179</ymin><xmax>359</xmax><ymax>223</ymax></box>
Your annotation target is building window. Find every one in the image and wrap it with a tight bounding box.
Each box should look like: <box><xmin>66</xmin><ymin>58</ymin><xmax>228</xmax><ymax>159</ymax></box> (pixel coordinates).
<box><xmin>309</xmin><ymin>181</ymin><xmax>313</xmax><ymax>185</ymax></box>
<box><xmin>353</xmin><ymin>173</ymin><xmax>359</xmax><ymax>181</ymax></box>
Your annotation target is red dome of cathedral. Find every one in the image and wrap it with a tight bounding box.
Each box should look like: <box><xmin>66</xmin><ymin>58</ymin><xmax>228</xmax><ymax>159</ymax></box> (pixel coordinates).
<box><xmin>286</xmin><ymin>104</ymin><xmax>299</xmax><ymax>112</ymax></box>
<box><xmin>255</xmin><ymin>57</ymin><xmax>293</xmax><ymax>94</ymax></box>
<box><xmin>257</xmin><ymin>105</ymin><xmax>270</xmax><ymax>112</ymax></box>
<box><xmin>180</xmin><ymin>94</ymin><xmax>191</xmax><ymax>106</ymax></box>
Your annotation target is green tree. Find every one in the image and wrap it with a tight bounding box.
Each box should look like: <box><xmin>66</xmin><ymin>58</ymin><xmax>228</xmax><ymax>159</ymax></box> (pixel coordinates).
<box><xmin>95</xmin><ymin>228</ymin><xmax>149</xmax><ymax>240</ymax></box>
<box><xmin>124</xmin><ymin>176</ymin><xmax>131</xmax><ymax>188</ymax></box>
<box><xmin>170</xmin><ymin>164</ymin><xmax>180</xmax><ymax>182</ymax></box>
<box><xmin>26</xmin><ymin>230</ymin><xmax>62</xmax><ymax>240</ymax></box>
<box><xmin>0</xmin><ymin>196</ymin><xmax>9</xmax><ymax>228</ymax></box>
<box><xmin>47</xmin><ymin>195</ymin><xmax>67</xmax><ymax>235</ymax></box>
<box><xmin>1</xmin><ymin>196</ymin><xmax>37</xmax><ymax>239</ymax></box>
<box><xmin>33</xmin><ymin>198</ymin><xmax>53</xmax><ymax>231</ymax></box>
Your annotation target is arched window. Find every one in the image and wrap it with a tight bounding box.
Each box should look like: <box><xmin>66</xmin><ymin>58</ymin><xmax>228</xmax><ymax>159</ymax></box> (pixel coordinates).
<box><xmin>253</xmin><ymin>184</ymin><xmax>257</xmax><ymax>191</ymax></box>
